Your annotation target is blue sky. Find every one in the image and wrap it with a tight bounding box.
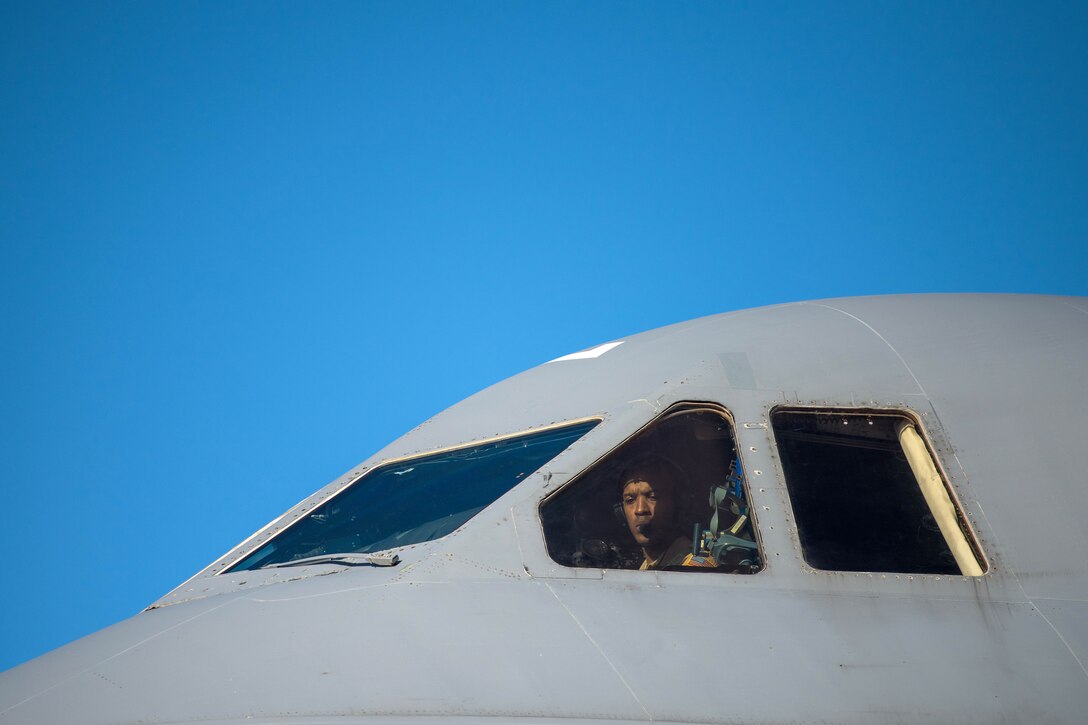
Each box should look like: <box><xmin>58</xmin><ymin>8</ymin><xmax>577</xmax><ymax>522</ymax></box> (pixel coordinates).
<box><xmin>2</xmin><ymin>1</ymin><xmax>1085</xmax><ymax>672</ymax></box>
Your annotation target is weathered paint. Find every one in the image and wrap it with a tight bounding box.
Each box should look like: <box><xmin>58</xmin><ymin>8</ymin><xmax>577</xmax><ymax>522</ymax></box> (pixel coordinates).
<box><xmin>1</xmin><ymin>294</ymin><xmax>1085</xmax><ymax>724</ymax></box>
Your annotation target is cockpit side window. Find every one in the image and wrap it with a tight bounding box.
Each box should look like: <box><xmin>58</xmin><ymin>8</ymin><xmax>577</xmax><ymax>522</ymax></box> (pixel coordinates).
<box><xmin>771</xmin><ymin>409</ymin><xmax>985</xmax><ymax>576</ymax></box>
<box><xmin>225</xmin><ymin>419</ymin><xmax>599</xmax><ymax>572</ymax></box>
<box><xmin>541</xmin><ymin>405</ymin><xmax>762</xmax><ymax>574</ymax></box>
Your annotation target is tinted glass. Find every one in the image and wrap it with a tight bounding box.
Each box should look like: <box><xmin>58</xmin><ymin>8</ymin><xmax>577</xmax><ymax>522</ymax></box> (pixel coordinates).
<box><xmin>228</xmin><ymin>420</ymin><xmax>598</xmax><ymax>571</ymax></box>
<box><xmin>772</xmin><ymin>410</ymin><xmax>959</xmax><ymax>574</ymax></box>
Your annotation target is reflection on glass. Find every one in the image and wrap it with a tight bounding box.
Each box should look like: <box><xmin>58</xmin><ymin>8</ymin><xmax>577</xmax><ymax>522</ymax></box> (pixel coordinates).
<box><xmin>228</xmin><ymin>420</ymin><xmax>598</xmax><ymax>572</ymax></box>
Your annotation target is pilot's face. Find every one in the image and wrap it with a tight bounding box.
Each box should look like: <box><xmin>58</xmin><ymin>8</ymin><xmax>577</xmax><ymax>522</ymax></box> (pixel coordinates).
<box><xmin>622</xmin><ymin>479</ymin><xmax>674</xmax><ymax>549</ymax></box>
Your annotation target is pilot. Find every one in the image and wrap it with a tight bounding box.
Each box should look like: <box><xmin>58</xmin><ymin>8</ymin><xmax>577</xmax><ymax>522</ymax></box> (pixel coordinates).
<box><xmin>620</xmin><ymin>455</ymin><xmax>693</xmax><ymax>570</ymax></box>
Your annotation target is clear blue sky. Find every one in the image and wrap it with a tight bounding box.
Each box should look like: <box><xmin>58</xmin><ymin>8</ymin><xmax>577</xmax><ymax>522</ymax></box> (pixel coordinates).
<box><xmin>2</xmin><ymin>1</ymin><xmax>1085</xmax><ymax>672</ymax></box>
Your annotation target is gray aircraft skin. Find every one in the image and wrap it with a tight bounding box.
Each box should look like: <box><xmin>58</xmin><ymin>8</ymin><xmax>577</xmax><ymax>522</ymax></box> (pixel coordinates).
<box><xmin>2</xmin><ymin>294</ymin><xmax>1087</xmax><ymax>724</ymax></box>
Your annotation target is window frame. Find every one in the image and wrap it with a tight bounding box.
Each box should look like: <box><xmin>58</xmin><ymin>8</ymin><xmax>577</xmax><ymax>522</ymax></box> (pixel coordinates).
<box><xmin>538</xmin><ymin>401</ymin><xmax>765</xmax><ymax>575</ymax></box>
<box><xmin>770</xmin><ymin>406</ymin><xmax>987</xmax><ymax>576</ymax></box>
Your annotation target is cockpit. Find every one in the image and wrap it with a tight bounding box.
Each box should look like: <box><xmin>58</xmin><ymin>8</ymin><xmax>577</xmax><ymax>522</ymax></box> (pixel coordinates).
<box><xmin>219</xmin><ymin>396</ymin><xmax>983</xmax><ymax>582</ymax></box>
<box><xmin>540</xmin><ymin>403</ymin><xmax>762</xmax><ymax>573</ymax></box>
<box><xmin>220</xmin><ymin>402</ymin><xmax>765</xmax><ymax>576</ymax></box>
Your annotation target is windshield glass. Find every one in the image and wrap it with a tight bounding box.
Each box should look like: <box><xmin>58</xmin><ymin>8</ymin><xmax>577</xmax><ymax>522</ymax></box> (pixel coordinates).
<box><xmin>226</xmin><ymin>419</ymin><xmax>599</xmax><ymax>572</ymax></box>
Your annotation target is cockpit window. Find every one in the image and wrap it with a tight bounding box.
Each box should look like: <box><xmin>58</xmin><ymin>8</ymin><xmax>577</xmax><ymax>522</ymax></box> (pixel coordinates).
<box><xmin>226</xmin><ymin>419</ymin><xmax>599</xmax><ymax>572</ymax></box>
<box><xmin>772</xmin><ymin>409</ymin><xmax>985</xmax><ymax>575</ymax></box>
<box><xmin>541</xmin><ymin>404</ymin><xmax>762</xmax><ymax>574</ymax></box>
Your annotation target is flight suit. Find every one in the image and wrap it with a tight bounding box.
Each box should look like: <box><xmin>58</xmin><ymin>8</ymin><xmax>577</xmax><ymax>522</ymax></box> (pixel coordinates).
<box><xmin>639</xmin><ymin>536</ymin><xmax>695</xmax><ymax>570</ymax></box>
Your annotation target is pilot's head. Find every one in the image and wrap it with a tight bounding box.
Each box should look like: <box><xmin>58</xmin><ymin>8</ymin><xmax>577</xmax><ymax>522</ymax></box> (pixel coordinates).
<box><xmin>620</xmin><ymin>455</ymin><xmax>686</xmax><ymax>554</ymax></box>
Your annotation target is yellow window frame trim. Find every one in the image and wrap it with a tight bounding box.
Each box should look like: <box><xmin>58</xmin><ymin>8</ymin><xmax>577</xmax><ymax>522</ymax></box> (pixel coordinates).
<box><xmin>896</xmin><ymin>420</ymin><xmax>984</xmax><ymax>577</ymax></box>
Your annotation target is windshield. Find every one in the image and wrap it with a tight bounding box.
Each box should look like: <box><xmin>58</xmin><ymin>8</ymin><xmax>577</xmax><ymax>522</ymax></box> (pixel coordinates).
<box><xmin>226</xmin><ymin>419</ymin><xmax>599</xmax><ymax>572</ymax></box>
